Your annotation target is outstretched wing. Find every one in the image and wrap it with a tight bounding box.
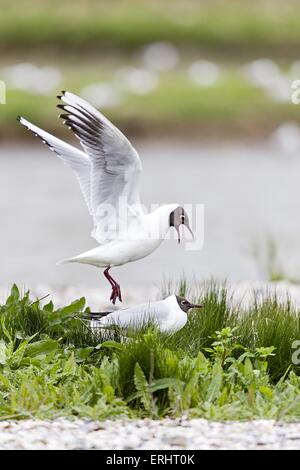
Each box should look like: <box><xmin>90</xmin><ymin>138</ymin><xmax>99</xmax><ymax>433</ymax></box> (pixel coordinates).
<box><xmin>18</xmin><ymin>91</ymin><xmax>143</xmax><ymax>244</ymax></box>
<box><xmin>17</xmin><ymin>116</ymin><xmax>93</xmax><ymax>214</ymax></box>
<box><xmin>58</xmin><ymin>91</ymin><xmax>143</xmax><ymax>243</ymax></box>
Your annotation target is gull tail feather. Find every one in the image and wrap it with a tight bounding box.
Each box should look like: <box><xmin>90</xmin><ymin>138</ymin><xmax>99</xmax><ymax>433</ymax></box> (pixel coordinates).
<box><xmin>56</xmin><ymin>257</ymin><xmax>78</xmax><ymax>266</ymax></box>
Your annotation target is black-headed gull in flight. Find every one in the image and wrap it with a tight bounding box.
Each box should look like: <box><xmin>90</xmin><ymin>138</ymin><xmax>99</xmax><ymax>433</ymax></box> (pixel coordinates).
<box><xmin>18</xmin><ymin>91</ymin><xmax>194</xmax><ymax>304</ymax></box>
<box><xmin>86</xmin><ymin>295</ymin><xmax>203</xmax><ymax>334</ymax></box>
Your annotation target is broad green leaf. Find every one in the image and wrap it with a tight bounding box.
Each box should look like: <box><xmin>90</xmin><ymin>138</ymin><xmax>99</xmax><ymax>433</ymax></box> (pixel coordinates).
<box><xmin>25</xmin><ymin>339</ymin><xmax>59</xmax><ymax>358</ymax></box>
<box><xmin>150</xmin><ymin>377</ymin><xmax>179</xmax><ymax>393</ymax></box>
<box><xmin>244</xmin><ymin>357</ymin><xmax>253</xmax><ymax>378</ymax></box>
<box><xmin>255</xmin><ymin>346</ymin><xmax>276</xmax><ymax>358</ymax></box>
<box><xmin>74</xmin><ymin>347</ymin><xmax>94</xmax><ymax>363</ymax></box>
<box><xmin>195</xmin><ymin>351</ymin><xmax>209</xmax><ymax>374</ymax></box>
<box><xmin>59</xmin><ymin>298</ymin><xmax>86</xmax><ymax>315</ymax></box>
<box><xmin>238</xmin><ymin>351</ymin><xmax>255</xmax><ymax>362</ymax></box>
<box><xmin>43</xmin><ymin>301</ymin><xmax>54</xmax><ymax>312</ymax></box>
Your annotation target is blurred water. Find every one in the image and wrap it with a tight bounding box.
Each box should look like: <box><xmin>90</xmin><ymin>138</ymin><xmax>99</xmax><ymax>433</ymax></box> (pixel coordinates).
<box><xmin>1</xmin><ymin>140</ymin><xmax>300</xmax><ymax>294</ymax></box>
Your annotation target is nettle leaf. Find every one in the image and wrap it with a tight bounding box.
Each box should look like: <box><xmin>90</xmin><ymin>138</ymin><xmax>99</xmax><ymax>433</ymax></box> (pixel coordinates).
<box><xmin>74</xmin><ymin>347</ymin><xmax>94</xmax><ymax>363</ymax></box>
<box><xmin>149</xmin><ymin>377</ymin><xmax>179</xmax><ymax>393</ymax></box>
<box><xmin>206</xmin><ymin>362</ymin><xmax>223</xmax><ymax>403</ymax></box>
<box><xmin>59</xmin><ymin>298</ymin><xmax>86</xmax><ymax>315</ymax></box>
<box><xmin>195</xmin><ymin>351</ymin><xmax>209</xmax><ymax>374</ymax></box>
<box><xmin>181</xmin><ymin>373</ymin><xmax>199</xmax><ymax>409</ymax></box>
<box><xmin>133</xmin><ymin>362</ymin><xmax>151</xmax><ymax>411</ymax></box>
<box><xmin>244</xmin><ymin>357</ymin><xmax>254</xmax><ymax>378</ymax></box>
<box><xmin>25</xmin><ymin>339</ymin><xmax>59</xmax><ymax>358</ymax></box>
<box><xmin>0</xmin><ymin>320</ymin><xmax>12</xmax><ymax>343</ymax></box>
<box><xmin>63</xmin><ymin>352</ymin><xmax>77</xmax><ymax>376</ymax></box>
<box><xmin>255</xmin><ymin>346</ymin><xmax>276</xmax><ymax>358</ymax></box>
<box><xmin>163</xmin><ymin>349</ymin><xmax>179</xmax><ymax>375</ymax></box>
<box><xmin>43</xmin><ymin>301</ymin><xmax>54</xmax><ymax>312</ymax></box>
<box><xmin>168</xmin><ymin>378</ymin><xmax>183</xmax><ymax>405</ymax></box>
<box><xmin>102</xmin><ymin>384</ymin><xmax>115</xmax><ymax>402</ymax></box>
<box><xmin>0</xmin><ymin>341</ymin><xmax>7</xmax><ymax>365</ymax></box>
<box><xmin>9</xmin><ymin>340</ymin><xmax>30</xmax><ymax>368</ymax></box>
<box><xmin>47</xmin><ymin>299</ymin><xmax>85</xmax><ymax>326</ymax></box>
<box><xmin>218</xmin><ymin>386</ymin><xmax>229</xmax><ymax>406</ymax></box>
<box><xmin>238</xmin><ymin>351</ymin><xmax>255</xmax><ymax>362</ymax></box>
<box><xmin>0</xmin><ymin>373</ymin><xmax>10</xmax><ymax>389</ymax></box>
<box><xmin>6</xmin><ymin>284</ymin><xmax>20</xmax><ymax>304</ymax></box>
<box><xmin>96</xmin><ymin>341</ymin><xmax>122</xmax><ymax>351</ymax></box>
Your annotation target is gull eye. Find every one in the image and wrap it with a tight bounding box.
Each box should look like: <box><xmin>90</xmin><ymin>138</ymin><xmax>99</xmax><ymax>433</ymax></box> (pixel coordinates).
<box><xmin>181</xmin><ymin>300</ymin><xmax>188</xmax><ymax>306</ymax></box>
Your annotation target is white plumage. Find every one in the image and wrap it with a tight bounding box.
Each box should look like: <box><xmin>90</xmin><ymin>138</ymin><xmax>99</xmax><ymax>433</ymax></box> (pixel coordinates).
<box><xmin>89</xmin><ymin>295</ymin><xmax>202</xmax><ymax>334</ymax></box>
<box><xmin>18</xmin><ymin>91</ymin><xmax>194</xmax><ymax>304</ymax></box>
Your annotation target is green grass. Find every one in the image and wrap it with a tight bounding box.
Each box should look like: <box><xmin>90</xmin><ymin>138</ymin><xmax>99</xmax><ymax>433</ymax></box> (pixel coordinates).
<box><xmin>2</xmin><ymin>0</ymin><xmax>300</xmax><ymax>138</ymax></box>
<box><xmin>1</xmin><ymin>282</ymin><xmax>300</xmax><ymax>421</ymax></box>
<box><xmin>1</xmin><ymin>69</ymin><xmax>299</xmax><ymax>139</ymax></box>
<box><xmin>1</xmin><ymin>0</ymin><xmax>300</xmax><ymax>52</ymax></box>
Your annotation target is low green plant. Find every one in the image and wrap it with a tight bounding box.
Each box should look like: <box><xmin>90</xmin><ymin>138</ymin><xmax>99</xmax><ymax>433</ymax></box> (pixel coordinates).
<box><xmin>0</xmin><ymin>283</ymin><xmax>300</xmax><ymax>421</ymax></box>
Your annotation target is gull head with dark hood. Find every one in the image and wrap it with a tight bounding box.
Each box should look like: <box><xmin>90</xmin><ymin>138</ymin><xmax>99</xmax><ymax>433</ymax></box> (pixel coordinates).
<box><xmin>175</xmin><ymin>295</ymin><xmax>203</xmax><ymax>313</ymax></box>
<box><xmin>169</xmin><ymin>206</ymin><xmax>195</xmax><ymax>243</ymax></box>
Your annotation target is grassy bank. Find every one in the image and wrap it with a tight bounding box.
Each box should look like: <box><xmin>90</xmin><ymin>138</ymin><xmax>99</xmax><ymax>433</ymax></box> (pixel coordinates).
<box><xmin>1</xmin><ymin>1</ymin><xmax>300</xmax><ymax>53</ymax></box>
<box><xmin>1</xmin><ymin>70</ymin><xmax>299</xmax><ymax>140</ymax></box>
<box><xmin>2</xmin><ymin>0</ymin><xmax>300</xmax><ymax>138</ymax></box>
<box><xmin>0</xmin><ymin>283</ymin><xmax>300</xmax><ymax>421</ymax></box>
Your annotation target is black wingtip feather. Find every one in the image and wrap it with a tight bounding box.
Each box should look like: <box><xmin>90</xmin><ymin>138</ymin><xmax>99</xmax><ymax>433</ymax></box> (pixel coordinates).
<box><xmin>16</xmin><ymin>115</ymin><xmax>21</xmax><ymax>122</ymax></box>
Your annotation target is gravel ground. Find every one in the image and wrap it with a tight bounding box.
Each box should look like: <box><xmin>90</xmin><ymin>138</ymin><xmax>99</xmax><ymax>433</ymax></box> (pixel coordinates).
<box><xmin>1</xmin><ymin>418</ymin><xmax>300</xmax><ymax>450</ymax></box>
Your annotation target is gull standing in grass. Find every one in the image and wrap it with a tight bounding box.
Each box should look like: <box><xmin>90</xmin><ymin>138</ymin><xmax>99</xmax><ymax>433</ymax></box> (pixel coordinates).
<box><xmin>18</xmin><ymin>91</ymin><xmax>194</xmax><ymax>304</ymax></box>
<box><xmin>86</xmin><ymin>295</ymin><xmax>203</xmax><ymax>333</ymax></box>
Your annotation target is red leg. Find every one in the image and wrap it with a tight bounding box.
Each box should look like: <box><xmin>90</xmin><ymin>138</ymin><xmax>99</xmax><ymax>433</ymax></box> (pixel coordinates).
<box><xmin>104</xmin><ymin>268</ymin><xmax>122</xmax><ymax>304</ymax></box>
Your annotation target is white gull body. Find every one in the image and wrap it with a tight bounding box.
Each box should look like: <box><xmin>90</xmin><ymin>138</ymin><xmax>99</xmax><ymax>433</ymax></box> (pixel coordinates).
<box><xmin>90</xmin><ymin>295</ymin><xmax>189</xmax><ymax>334</ymax></box>
<box><xmin>18</xmin><ymin>91</ymin><xmax>193</xmax><ymax>303</ymax></box>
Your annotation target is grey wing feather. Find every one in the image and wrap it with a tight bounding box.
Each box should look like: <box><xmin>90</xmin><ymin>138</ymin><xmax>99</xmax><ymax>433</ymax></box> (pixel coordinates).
<box><xmin>58</xmin><ymin>91</ymin><xmax>143</xmax><ymax>243</ymax></box>
<box><xmin>18</xmin><ymin>116</ymin><xmax>93</xmax><ymax>214</ymax></box>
